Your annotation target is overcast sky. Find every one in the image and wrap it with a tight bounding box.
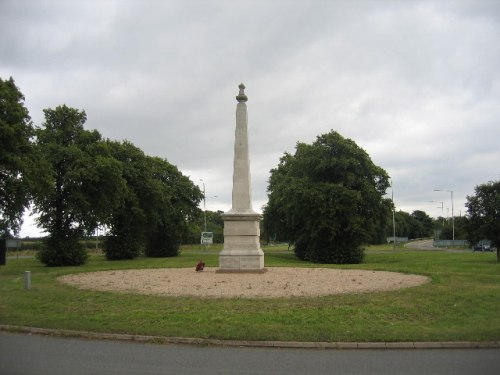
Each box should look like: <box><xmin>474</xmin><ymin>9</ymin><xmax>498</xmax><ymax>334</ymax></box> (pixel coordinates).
<box><xmin>1</xmin><ymin>0</ymin><xmax>499</xmax><ymax>237</ymax></box>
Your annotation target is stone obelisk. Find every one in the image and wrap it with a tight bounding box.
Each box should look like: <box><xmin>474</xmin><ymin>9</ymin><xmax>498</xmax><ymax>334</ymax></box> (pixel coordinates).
<box><xmin>218</xmin><ymin>84</ymin><xmax>265</xmax><ymax>273</ymax></box>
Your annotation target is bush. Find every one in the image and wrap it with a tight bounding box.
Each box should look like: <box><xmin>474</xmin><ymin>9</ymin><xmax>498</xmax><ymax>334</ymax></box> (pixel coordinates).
<box><xmin>104</xmin><ymin>210</ymin><xmax>144</xmax><ymax>260</ymax></box>
<box><xmin>37</xmin><ymin>234</ymin><xmax>88</xmax><ymax>266</ymax></box>
<box><xmin>103</xmin><ymin>234</ymin><xmax>142</xmax><ymax>260</ymax></box>
<box><xmin>145</xmin><ymin>225</ymin><xmax>180</xmax><ymax>257</ymax></box>
<box><xmin>294</xmin><ymin>227</ymin><xmax>364</xmax><ymax>264</ymax></box>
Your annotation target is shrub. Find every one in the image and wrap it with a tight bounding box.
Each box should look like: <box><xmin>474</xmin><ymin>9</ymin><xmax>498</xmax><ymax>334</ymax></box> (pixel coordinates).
<box><xmin>144</xmin><ymin>225</ymin><xmax>180</xmax><ymax>257</ymax></box>
<box><xmin>37</xmin><ymin>234</ymin><xmax>88</xmax><ymax>266</ymax></box>
<box><xmin>103</xmin><ymin>234</ymin><xmax>142</xmax><ymax>260</ymax></box>
<box><xmin>295</xmin><ymin>227</ymin><xmax>364</xmax><ymax>264</ymax></box>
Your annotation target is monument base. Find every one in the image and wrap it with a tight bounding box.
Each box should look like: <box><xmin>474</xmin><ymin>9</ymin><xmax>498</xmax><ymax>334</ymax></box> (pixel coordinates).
<box><xmin>218</xmin><ymin>249</ymin><xmax>265</xmax><ymax>273</ymax></box>
<box><xmin>219</xmin><ymin>211</ymin><xmax>265</xmax><ymax>272</ymax></box>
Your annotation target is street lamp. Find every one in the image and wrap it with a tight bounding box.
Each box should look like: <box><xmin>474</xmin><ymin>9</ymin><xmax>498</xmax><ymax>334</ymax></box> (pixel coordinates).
<box><xmin>429</xmin><ymin>201</ymin><xmax>444</xmax><ymax>226</ymax></box>
<box><xmin>391</xmin><ymin>179</ymin><xmax>396</xmax><ymax>251</ymax></box>
<box><xmin>434</xmin><ymin>189</ymin><xmax>454</xmax><ymax>240</ymax></box>
<box><xmin>438</xmin><ymin>201</ymin><xmax>444</xmax><ymax>226</ymax></box>
<box><xmin>199</xmin><ymin>179</ymin><xmax>217</xmax><ymax>233</ymax></box>
<box><xmin>200</xmin><ymin>179</ymin><xmax>207</xmax><ymax>232</ymax></box>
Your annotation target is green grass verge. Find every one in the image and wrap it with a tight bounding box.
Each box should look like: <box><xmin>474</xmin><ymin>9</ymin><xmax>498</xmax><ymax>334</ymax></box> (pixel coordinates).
<box><xmin>1</xmin><ymin>245</ymin><xmax>499</xmax><ymax>342</ymax></box>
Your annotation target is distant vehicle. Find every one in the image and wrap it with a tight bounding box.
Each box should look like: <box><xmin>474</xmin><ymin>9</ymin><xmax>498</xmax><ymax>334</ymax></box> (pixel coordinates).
<box><xmin>473</xmin><ymin>244</ymin><xmax>493</xmax><ymax>252</ymax></box>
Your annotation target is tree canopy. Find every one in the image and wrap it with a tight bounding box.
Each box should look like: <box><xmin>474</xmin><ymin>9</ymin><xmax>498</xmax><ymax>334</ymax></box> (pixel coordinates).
<box><xmin>33</xmin><ymin>105</ymin><xmax>127</xmax><ymax>266</ymax></box>
<box><xmin>388</xmin><ymin>210</ymin><xmax>434</xmax><ymax>240</ymax></box>
<box><xmin>0</xmin><ymin>77</ymin><xmax>34</xmax><ymax>236</ymax></box>
<box><xmin>263</xmin><ymin>130</ymin><xmax>391</xmax><ymax>264</ymax></box>
<box><xmin>0</xmin><ymin>77</ymin><xmax>204</xmax><ymax>266</ymax></box>
<box><xmin>465</xmin><ymin>180</ymin><xmax>500</xmax><ymax>249</ymax></box>
<box><xmin>103</xmin><ymin>141</ymin><xmax>203</xmax><ymax>260</ymax></box>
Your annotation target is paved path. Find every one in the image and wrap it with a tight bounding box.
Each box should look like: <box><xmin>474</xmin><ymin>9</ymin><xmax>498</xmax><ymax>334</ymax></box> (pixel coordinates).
<box><xmin>404</xmin><ymin>239</ymin><xmax>436</xmax><ymax>250</ymax></box>
<box><xmin>1</xmin><ymin>332</ymin><xmax>499</xmax><ymax>375</ymax></box>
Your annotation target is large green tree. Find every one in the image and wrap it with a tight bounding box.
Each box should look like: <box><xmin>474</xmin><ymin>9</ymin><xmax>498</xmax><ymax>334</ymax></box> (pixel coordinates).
<box><xmin>439</xmin><ymin>215</ymin><xmax>467</xmax><ymax>240</ymax></box>
<box><xmin>144</xmin><ymin>155</ymin><xmax>202</xmax><ymax>257</ymax></box>
<box><xmin>103</xmin><ymin>141</ymin><xmax>150</xmax><ymax>260</ymax></box>
<box><xmin>392</xmin><ymin>210</ymin><xmax>411</xmax><ymax>238</ymax></box>
<box><xmin>104</xmin><ymin>141</ymin><xmax>202</xmax><ymax>259</ymax></box>
<box><xmin>465</xmin><ymin>180</ymin><xmax>500</xmax><ymax>251</ymax></box>
<box><xmin>387</xmin><ymin>210</ymin><xmax>434</xmax><ymax>240</ymax></box>
<box><xmin>264</xmin><ymin>130</ymin><xmax>391</xmax><ymax>264</ymax></box>
<box><xmin>33</xmin><ymin>105</ymin><xmax>126</xmax><ymax>266</ymax></box>
<box><xmin>0</xmin><ymin>77</ymin><xmax>34</xmax><ymax>235</ymax></box>
<box><xmin>409</xmin><ymin>210</ymin><xmax>434</xmax><ymax>238</ymax></box>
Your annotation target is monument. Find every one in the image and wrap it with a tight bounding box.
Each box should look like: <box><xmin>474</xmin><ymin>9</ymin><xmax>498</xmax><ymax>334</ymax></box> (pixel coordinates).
<box><xmin>218</xmin><ymin>84</ymin><xmax>265</xmax><ymax>272</ymax></box>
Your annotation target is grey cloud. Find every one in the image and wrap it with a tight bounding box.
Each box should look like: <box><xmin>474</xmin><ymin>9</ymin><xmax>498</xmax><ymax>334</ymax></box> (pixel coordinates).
<box><xmin>0</xmin><ymin>0</ymin><xmax>498</xmax><ymax>236</ymax></box>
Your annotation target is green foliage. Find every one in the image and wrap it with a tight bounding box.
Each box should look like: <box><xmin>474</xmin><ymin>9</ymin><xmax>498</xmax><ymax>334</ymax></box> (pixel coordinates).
<box><xmin>104</xmin><ymin>141</ymin><xmax>202</xmax><ymax>260</ymax></box>
<box><xmin>104</xmin><ymin>205</ymin><xmax>144</xmax><ymax>260</ymax></box>
<box><xmin>465</xmin><ymin>180</ymin><xmax>500</xmax><ymax>248</ymax></box>
<box><xmin>183</xmin><ymin>209</ymin><xmax>224</xmax><ymax>244</ymax></box>
<box><xmin>103</xmin><ymin>141</ymin><xmax>146</xmax><ymax>260</ymax></box>
<box><xmin>33</xmin><ymin>105</ymin><xmax>127</xmax><ymax>266</ymax></box>
<box><xmin>145</xmin><ymin>222</ymin><xmax>180</xmax><ymax>257</ymax></box>
<box><xmin>0</xmin><ymin>77</ymin><xmax>34</xmax><ymax>235</ymax></box>
<box><xmin>389</xmin><ymin>210</ymin><xmax>434</xmax><ymax>239</ymax></box>
<box><xmin>410</xmin><ymin>210</ymin><xmax>434</xmax><ymax>238</ymax></box>
<box><xmin>264</xmin><ymin>130</ymin><xmax>390</xmax><ymax>264</ymax></box>
<box><xmin>438</xmin><ymin>216</ymin><xmax>467</xmax><ymax>240</ymax></box>
<box><xmin>37</xmin><ymin>232</ymin><xmax>88</xmax><ymax>266</ymax></box>
<box><xmin>392</xmin><ymin>210</ymin><xmax>410</xmax><ymax>237</ymax></box>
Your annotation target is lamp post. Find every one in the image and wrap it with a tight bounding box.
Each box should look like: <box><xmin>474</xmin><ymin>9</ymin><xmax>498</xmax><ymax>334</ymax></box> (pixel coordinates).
<box><xmin>429</xmin><ymin>201</ymin><xmax>444</xmax><ymax>226</ymax></box>
<box><xmin>438</xmin><ymin>201</ymin><xmax>444</xmax><ymax>226</ymax></box>
<box><xmin>200</xmin><ymin>179</ymin><xmax>207</xmax><ymax>232</ymax></box>
<box><xmin>434</xmin><ymin>189</ymin><xmax>454</xmax><ymax>240</ymax></box>
<box><xmin>391</xmin><ymin>179</ymin><xmax>396</xmax><ymax>251</ymax></box>
<box><xmin>199</xmin><ymin>179</ymin><xmax>217</xmax><ymax>233</ymax></box>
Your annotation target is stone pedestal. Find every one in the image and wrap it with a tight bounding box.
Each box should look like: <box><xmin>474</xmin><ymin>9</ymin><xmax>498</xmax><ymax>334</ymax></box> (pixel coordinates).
<box><xmin>219</xmin><ymin>213</ymin><xmax>264</xmax><ymax>272</ymax></box>
<box><xmin>218</xmin><ymin>84</ymin><xmax>265</xmax><ymax>273</ymax></box>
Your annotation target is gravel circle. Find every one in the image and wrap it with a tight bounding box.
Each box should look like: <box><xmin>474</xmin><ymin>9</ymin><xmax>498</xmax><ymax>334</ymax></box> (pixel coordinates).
<box><xmin>58</xmin><ymin>267</ymin><xmax>429</xmax><ymax>299</ymax></box>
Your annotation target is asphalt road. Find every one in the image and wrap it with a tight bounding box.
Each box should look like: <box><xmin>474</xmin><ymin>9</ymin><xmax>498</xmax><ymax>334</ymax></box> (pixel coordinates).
<box><xmin>404</xmin><ymin>239</ymin><xmax>436</xmax><ymax>250</ymax></box>
<box><xmin>1</xmin><ymin>332</ymin><xmax>498</xmax><ymax>375</ymax></box>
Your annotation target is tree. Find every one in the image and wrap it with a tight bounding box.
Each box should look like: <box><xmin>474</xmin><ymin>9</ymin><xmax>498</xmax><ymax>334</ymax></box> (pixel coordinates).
<box><xmin>0</xmin><ymin>77</ymin><xmax>34</xmax><ymax>236</ymax></box>
<box><xmin>33</xmin><ymin>105</ymin><xmax>126</xmax><ymax>266</ymax></box>
<box><xmin>387</xmin><ymin>210</ymin><xmax>434</xmax><ymax>240</ymax></box>
<box><xmin>144</xmin><ymin>155</ymin><xmax>202</xmax><ymax>257</ymax></box>
<box><xmin>184</xmin><ymin>209</ymin><xmax>224</xmax><ymax>245</ymax></box>
<box><xmin>102</xmin><ymin>141</ymin><xmax>147</xmax><ymax>260</ymax></box>
<box><xmin>465</xmin><ymin>180</ymin><xmax>500</xmax><ymax>251</ymax></box>
<box><xmin>409</xmin><ymin>210</ymin><xmax>434</xmax><ymax>238</ymax></box>
<box><xmin>439</xmin><ymin>216</ymin><xmax>467</xmax><ymax>240</ymax></box>
<box><xmin>103</xmin><ymin>141</ymin><xmax>202</xmax><ymax>259</ymax></box>
<box><xmin>263</xmin><ymin>130</ymin><xmax>390</xmax><ymax>264</ymax></box>
<box><xmin>392</xmin><ymin>210</ymin><xmax>411</xmax><ymax>238</ymax></box>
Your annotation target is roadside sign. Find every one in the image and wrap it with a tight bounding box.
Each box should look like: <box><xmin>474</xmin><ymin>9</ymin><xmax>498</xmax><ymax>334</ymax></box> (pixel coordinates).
<box><xmin>6</xmin><ymin>239</ymin><xmax>21</xmax><ymax>248</ymax></box>
<box><xmin>201</xmin><ymin>232</ymin><xmax>213</xmax><ymax>245</ymax></box>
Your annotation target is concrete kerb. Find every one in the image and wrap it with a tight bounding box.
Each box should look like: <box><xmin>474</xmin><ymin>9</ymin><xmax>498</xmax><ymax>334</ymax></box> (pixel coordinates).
<box><xmin>1</xmin><ymin>325</ymin><xmax>498</xmax><ymax>350</ymax></box>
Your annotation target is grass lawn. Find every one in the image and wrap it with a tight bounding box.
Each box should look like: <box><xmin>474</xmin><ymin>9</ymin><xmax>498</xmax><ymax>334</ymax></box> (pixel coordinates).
<box><xmin>1</xmin><ymin>244</ymin><xmax>499</xmax><ymax>343</ymax></box>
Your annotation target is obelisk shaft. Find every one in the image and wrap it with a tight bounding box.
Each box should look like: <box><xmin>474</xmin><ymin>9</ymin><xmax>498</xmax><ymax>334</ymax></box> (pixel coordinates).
<box><xmin>230</xmin><ymin>86</ymin><xmax>254</xmax><ymax>213</ymax></box>
<box><xmin>218</xmin><ymin>84</ymin><xmax>264</xmax><ymax>272</ymax></box>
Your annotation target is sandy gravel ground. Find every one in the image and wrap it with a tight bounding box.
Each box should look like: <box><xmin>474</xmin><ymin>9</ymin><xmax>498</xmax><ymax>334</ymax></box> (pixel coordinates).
<box><xmin>58</xmin><ymin>267</ymin><xmax>429</xmax><ymax>299</ymax></box>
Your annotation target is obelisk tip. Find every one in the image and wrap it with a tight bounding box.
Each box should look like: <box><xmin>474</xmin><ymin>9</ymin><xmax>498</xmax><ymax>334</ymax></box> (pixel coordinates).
<box><xmin>236</xmin><ymin>83</ymin><xmax>248</xmax><ymax>102</ymax></box>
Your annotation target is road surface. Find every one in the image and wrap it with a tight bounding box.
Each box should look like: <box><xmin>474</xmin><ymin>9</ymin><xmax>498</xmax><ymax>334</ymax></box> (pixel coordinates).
<box><xmin>405</xmin><ymin>239</ymin><xmax>436</xmax><ymax>250</ymax></box>
<box><xmin>1</xmin><ymin>332</ymin><xmax>498</xmax><ymax>375</ymax></box>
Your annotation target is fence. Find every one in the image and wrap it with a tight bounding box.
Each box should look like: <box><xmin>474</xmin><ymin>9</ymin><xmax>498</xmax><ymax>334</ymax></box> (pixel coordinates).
<box><xmin>386</xmin><ymin>237</ymin><xmax>409</xmax><ymax>244</ymax></box>
<box><xmin>433</xmin><ymin>240</ymin><xmax>469</xmax><ymax>247</ymax></box>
